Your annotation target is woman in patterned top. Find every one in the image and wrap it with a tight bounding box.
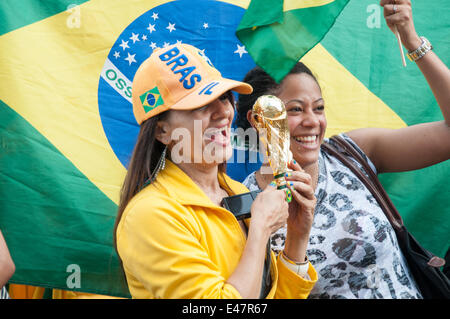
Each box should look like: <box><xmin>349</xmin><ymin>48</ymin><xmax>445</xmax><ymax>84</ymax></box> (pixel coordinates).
<box><xmin>235</xmin><ymin>0</ymin><xmax>450</xmax><ymax>298</ymax></box>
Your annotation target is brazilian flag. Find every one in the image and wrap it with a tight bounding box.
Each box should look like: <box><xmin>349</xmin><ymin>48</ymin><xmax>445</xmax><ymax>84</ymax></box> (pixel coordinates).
<box><xmin>140</xmin><ymin>87</ymin><xmax>164</xmax><ymax>113</ymax></box>
<box><xmin>0</xmin><ymin>0</ymin><xmax>255</xmax><ymax>298</ymax></box>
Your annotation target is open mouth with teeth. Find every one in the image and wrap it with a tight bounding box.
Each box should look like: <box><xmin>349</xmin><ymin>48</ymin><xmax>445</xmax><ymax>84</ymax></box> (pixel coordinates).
<box><xmin>204</xmin><ymin>126</ymin><xmax>230</xmax><ymax>146</ymax></box>
<box><xmin>292</xmin><ymin>135</ymin><xmax>319</xmax><ymax>146</ymax></box>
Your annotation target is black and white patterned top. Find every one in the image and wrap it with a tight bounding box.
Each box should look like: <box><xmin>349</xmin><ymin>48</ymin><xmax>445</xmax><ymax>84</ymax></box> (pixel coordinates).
<box><xmin>243</xmin><ymin>134</ymin><xmax>422</xmax><ymax>299</ymax></box>
<box><xmin>0</xmin><ymin>286</ymin><xmax>10</xmax><ymax>299</ymax></box>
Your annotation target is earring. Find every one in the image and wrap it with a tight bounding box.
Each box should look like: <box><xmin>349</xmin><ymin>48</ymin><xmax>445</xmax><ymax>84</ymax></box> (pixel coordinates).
<box><xmin>141</xmin><ymin>145</ymin><xmax>167</xmax><ymax>190</ymax></box>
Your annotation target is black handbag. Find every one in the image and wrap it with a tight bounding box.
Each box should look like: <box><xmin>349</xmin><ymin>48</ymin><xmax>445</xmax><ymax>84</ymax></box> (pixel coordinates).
<box><xmin>322</xmin><ymin>135</ymin><xmax>450</xmax><ymax>299</ymax></box>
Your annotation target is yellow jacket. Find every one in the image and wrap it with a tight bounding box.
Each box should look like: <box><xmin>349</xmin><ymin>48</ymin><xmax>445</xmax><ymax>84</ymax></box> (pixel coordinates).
<box><xmin>116</xmin><ymin>160</ymin><xmax>317</xmax><ymax>298</ymax></box>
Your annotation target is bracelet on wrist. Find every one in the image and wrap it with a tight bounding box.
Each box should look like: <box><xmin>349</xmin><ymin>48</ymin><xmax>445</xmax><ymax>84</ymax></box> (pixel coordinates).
<box><xmin>280</xmin><ymin>251</ymin><xmax>310</xmax><ymax>277</ymax></box>
<box><xmin>281</xmin><ymin>250</ymin><xmax>308</xmax><ymax>265</ymax></box>
<box><xmin>406</xmin><ymin>36</ymin><xmax>433</xmax><ymax>62</ymax></box>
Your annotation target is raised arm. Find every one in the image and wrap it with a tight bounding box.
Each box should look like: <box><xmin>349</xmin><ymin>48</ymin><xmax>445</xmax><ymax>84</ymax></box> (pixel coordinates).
<box><xmin>348</xmin><ymin>0</ymin><xmax>450</xmax><ymax>173</ymax></box>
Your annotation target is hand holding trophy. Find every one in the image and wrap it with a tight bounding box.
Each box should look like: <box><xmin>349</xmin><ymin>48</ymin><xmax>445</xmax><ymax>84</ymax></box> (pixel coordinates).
<box><xmin>252</xmin><ymin>95</ymin><xmax>315</xmax><ymax>271</ymax></box>
<box><xmin>221</xmin><ymin>95</ymin><xmax>294</xmax><ymax>219</ymax></box>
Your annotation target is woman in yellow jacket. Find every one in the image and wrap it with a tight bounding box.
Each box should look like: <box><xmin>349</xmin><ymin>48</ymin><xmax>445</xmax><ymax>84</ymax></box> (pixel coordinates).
<box><xmin>114</xmin><ymin>43</ymin><xmax>317</xmax><ymax>299</ymax></box>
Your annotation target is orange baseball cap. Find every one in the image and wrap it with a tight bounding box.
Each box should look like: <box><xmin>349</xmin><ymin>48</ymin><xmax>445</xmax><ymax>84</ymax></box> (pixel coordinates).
<box><xmin>132</xmin><ymin>43</ymin><xmax>253</xmax><ymax>124</ymax></box>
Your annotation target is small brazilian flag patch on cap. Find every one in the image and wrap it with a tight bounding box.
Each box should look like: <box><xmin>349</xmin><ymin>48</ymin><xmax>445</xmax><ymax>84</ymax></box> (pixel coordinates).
<box><xmin>140</xmin><ymin>86</ymin><xmax>164</xmax><ymax>113</ymax></box>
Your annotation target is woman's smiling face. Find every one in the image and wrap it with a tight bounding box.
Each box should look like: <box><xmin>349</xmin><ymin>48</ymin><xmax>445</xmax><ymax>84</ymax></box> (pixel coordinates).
<box><xmin>159</xmin><ymin>92</ymin><xmax>235</xmax><ymax>166</ymax></box>
<box><xmin>277</xmin><ymin>73</ymin><xmax>327</xmax><ymax>170</ymax></box>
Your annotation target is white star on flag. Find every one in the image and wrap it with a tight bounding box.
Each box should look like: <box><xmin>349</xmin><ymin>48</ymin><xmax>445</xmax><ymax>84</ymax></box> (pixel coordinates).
<box><xmin>142</xmin><ymin>34</ymin><xmax>147</xmax><ymax>41</ymax></box>
<box><xmin>234</xmin><ymin>44</ymin><xmax>247</xmax><ymax>58</ymax></box>
<box><xmin>176</xmin><ymin>40</ymin><xmax>182</xmax><ymax>45</ymax></box>
<box><xmin>113</xmin><ymin>51</ymin><xmax>120</xmax><ymax>59</ymax></box>
<box><xmin>150</xmin><ymin>42</ymin><xmax>157</xmax><ymax>49</ymax></box>
<box><xmin>125</xmin><ymin>52</ymin><xmax>137</xmax><ymax>65</ymax></box>
<box><xmin>151</xmin><ymin>12</ymin><xmax>159</xmax><ymax>20</ymax></box>
<box><xmin>119</xmin><ymin>40</ymin><xmax>129</xmax><ymax>51</ymax></box>
<box><xmin>203</xmin><ymin>22</ymin><xmax>209</xmax><ymax>29</ymax></box>
<box><xmin>129</xmin><ymin>33</ymin><xmax>140</xmax><ymax>44</ymax></box>
<box><xmin>147</xmin><ymin>24</ymin><xmax>156</xmax><ymax>33</ymax></box>
<box><xmin>163</xmin><ymin>42</ymin><xmax>170</xmax><ymax>48</ymax></box>
<box><xmin>166</xmin><ymin>23</ymin><xmax>176</xmax><ymax>33</ymax></box>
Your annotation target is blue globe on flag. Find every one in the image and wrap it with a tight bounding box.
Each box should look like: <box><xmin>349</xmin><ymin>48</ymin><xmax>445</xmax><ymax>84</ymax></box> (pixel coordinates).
<box><xmin>146</xmin><ymin>93</ymin><xmax>156</xmax><ymax>107</ymax></box>
<box><xmin>98</xmin><ymin>0</ymin><xmax>258</xmax><ymax>181</ymax></box>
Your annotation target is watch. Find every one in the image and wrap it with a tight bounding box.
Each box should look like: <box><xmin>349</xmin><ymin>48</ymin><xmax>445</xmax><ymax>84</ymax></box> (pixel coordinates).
<box><xmin>406</xmin><ymin>36</ymin><xmax>433</xmax><ymax>62</ymax></box>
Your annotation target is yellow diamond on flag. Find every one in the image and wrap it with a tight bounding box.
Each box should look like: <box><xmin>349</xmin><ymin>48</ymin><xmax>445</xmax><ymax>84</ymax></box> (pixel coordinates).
<box><xmin>140</xmin><ymin>87</ymin><xmax>164</xmax><ymax>113</ymax></box>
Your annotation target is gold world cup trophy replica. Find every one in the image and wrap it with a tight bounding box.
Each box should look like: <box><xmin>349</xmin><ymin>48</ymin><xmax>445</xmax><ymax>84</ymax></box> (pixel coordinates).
<box><xmin>252</xmin><ymin>95</ymin><xmax>293</xmax><ymax>202</ymax></box>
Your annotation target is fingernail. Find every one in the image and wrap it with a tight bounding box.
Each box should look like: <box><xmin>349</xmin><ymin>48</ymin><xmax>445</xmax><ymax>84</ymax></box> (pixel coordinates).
<box><xmin>285</xmin><ymin>172</ymin><xmax>291</xmax><ymax>177</ymax></box>
<box><xmin>289</xmin><ymin>182</ymin><xmax>294</xmax><ymax>187</ymax></box>
<box><xmin>269</xmin><ymin>181</ymin><xmax>276</xmax><ymax>187</ymax></box>
<box><xmin>285</xmin><ymin>189</ymin><xmax>292</xmax><ymax>203</ymax></box>
<box><xmin>292</xmin><ymin>159</ymin><xmax>297</xmax><ymax>164</ymax></box>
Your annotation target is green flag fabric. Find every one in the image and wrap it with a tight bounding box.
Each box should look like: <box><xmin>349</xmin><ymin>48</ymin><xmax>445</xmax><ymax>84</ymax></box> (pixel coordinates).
<box><xmin>236</xmin><ymin>0</ymin><xmax>350</xmax><ymax>82</ymax></box>
<box><xmin>0</xmin><ymin>101</ymin><xmax>128</xmax><ymax>296</ymax></box>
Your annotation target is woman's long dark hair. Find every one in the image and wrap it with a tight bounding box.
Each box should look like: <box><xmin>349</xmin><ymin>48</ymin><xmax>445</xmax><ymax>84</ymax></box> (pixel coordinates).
<box><xmin>113</xmin><ymin>113</ymin><xmax>166</xmax><ymax>251</ymax></box>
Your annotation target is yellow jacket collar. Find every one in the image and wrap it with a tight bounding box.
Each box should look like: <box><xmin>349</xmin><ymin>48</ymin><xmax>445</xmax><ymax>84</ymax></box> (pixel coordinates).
<box><xmin>151</xmin><ymin>159</ymin><xmax>249</xmax><ymax>208</ymax></box>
